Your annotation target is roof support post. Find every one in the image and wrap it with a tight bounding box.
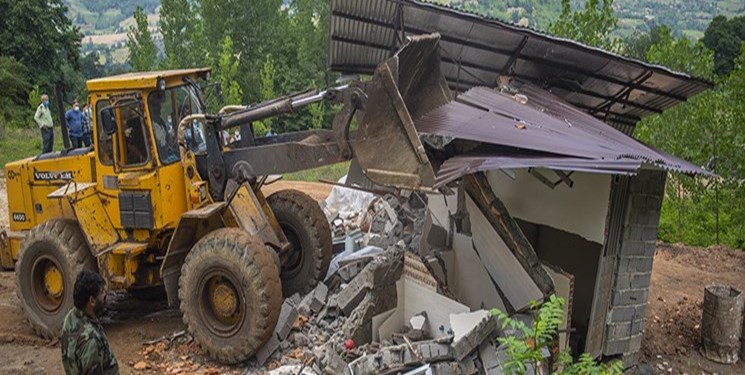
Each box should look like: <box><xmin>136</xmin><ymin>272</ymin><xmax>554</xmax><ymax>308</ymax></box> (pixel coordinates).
<box><xmin>463</xmin><ymin>172</ymin><xmax>555</xmax><ymax>297</ymax></box>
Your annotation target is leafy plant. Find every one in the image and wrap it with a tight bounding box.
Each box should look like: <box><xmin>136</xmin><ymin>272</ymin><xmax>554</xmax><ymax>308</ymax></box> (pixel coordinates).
<box><xmin>490</xmin><ymin>295</ymin><xmax>623</xmax><ymax>375</ymax></box>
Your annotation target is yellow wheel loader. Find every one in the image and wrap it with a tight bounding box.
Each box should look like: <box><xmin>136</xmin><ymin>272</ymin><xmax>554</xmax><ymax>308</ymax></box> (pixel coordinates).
<box><xmin>0</xmin><ymin>34</ymin><xmax>450</xmax><ymax>363</ymax></box>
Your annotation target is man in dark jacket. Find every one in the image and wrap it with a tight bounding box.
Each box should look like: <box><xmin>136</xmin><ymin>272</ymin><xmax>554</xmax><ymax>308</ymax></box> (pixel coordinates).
<box><xmin>65</xmin><ymin>100</ymin><xmax>84</xmax><ymax>148</ymax></box>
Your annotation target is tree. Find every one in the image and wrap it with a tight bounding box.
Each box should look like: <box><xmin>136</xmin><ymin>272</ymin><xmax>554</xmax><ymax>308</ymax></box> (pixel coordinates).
<box><xmin>80</xmin><ymin>51</ymin><xmax>105</xmax><ymax>79</ymax></box>
<box><xmin>623</xmin><ymin>25</ymin><xmax>667</xmax><ymax>61</ymax></box>
<box><xmin>216</xmin><ymin>35</ymin><xmax>242</xmax><ymax>107</ymax></box>
<box><xmin>200</xmin><ymin>0</ymin><xmax>283</xmax><ymax>100</ymax></box>
<box><xmin>127</xmin><ymin>6</ymin><xmax>158</xmax><ymax>72</ymax></box>
<box><xmin>702</xmin><ymin>16</ymin><xmax>745</xmax><ymax>76</ymax></box>
<box><xmin>646</xmin><ymin>26</ymin><xmax>715</xmax><ymax>80</ymax></box>
<box><xmin>160</xmin><ymin>0</ymin><xmax>206</xmax><ymax>69</ymax></box>
<box><xmin>635</xmin><ymin>37</ymin><xmax>745</xmax><ymax>248</ymax></box>
<box><xmin>548</xmin><ymin>0</ymin><xmax>622</xmax><ymax>52</ymax></box>
<box><xmin>0</xmin><ymin>56</ymin><xmax>33</xmax><ymax>128</ymax></box>
<box><xmin>0</xmin><ymin>0</ymin><xmax>82</xmax><ymax>94</ymax></box>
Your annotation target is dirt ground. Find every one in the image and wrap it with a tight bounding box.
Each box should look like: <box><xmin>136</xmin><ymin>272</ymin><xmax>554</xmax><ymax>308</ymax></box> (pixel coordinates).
<box><xmin>0</xmin><ymin>179</ymin><xmax>331</xmax><ymax>374</ymax></box>
<box><xmin>2</xmin><ymin>178</ymin><xmax>745</xmax><ymax>374</ymax></box>
<box><xmin>642</xmin><ymin>243</ymin><xmax>745</xmax><ymax>374</ymax></box>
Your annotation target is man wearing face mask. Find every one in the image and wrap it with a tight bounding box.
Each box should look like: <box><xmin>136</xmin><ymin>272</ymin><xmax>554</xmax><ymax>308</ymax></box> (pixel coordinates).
<box><xmin>65</xmin><ymin>100</ymin><xmax>84</xmax><ymax>148</ymax></box>
<box><xmin>61</xmin><ymin>270</ymin><xmax>119</xmax><ymax>375</ymax></box>
<box><xmin>34</xmin><ymin>94</ymin><xmax>54</xmax><ymax>153</ymax></box>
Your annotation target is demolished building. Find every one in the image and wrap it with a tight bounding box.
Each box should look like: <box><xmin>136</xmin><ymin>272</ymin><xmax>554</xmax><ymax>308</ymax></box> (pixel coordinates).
<box><xmin>322</xmin><ymin>0</ymin><xmax>714</xmax><ymax>370</ymax></box>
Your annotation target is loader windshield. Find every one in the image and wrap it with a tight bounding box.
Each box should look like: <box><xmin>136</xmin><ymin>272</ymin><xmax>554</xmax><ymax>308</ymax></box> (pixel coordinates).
<box><xmin>148</xmin><ymin>85</ymin><xmax>204</xmax><ymax>165</ymax></box>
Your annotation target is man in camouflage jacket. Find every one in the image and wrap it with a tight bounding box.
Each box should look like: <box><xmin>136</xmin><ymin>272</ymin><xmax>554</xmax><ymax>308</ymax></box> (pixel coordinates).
<box><xmin>61</xmin><ymin>270</ymin><xmax>119</xmax><ymax>374</ymax></box>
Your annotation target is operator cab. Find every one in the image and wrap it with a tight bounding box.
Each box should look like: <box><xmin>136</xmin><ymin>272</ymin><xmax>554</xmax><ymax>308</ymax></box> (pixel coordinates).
<box><xmin>93</xmin><ymin>71</ymin><xmax>209</xmax><ymax>171</ymax></box>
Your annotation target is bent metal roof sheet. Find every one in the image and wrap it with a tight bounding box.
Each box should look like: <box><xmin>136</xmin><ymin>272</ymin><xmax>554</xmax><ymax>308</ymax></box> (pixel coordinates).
<box><xmin>413</xmin><ymin>85</ymin><xmax>712</xmax><ymax>187</ymax></box>
<box><xmin>328</xmin><ymin>0</ymin><xmax>713</xmax><ymax>134</ymax></box>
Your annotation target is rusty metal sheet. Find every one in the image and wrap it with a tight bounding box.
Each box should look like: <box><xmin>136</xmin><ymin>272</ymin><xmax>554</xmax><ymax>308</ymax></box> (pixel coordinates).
<box><xmin>328</xmin><ymin>0</ymin><xmax>713</xmax><ymax>134</ymax></box>
<box><xmin>413</xmin><ymin>86</ymin><xmax>711</xmax><ymax>186</ymax></box>
<box><xmin>436</xmin><ymin>155</ymin><xmax>642</xmax><ymax>187</ymax></box>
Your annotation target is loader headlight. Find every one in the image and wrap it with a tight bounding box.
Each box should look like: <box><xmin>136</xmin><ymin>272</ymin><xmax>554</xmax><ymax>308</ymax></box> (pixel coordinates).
<box><xmin>157</xmin><ymin>79</ymin><xmax>167</xmax><ymax>91</ymax></box>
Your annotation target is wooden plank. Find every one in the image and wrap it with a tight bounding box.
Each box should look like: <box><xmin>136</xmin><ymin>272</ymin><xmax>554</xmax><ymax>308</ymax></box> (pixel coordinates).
<box><xmin>543</xmin><ymin>263</ymin><xmax>575</xmax><ymax>352</ymax></box>
<box><xmin>463</xmin><ymin>173</ymin><xmax>554</xmax><ymax>296</ymax></box>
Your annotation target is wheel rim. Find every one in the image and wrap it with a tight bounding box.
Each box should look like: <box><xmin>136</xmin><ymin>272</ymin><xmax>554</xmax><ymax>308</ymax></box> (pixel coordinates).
<box><xmin>279</xmin><ymin>222</ymin><xmax>304</xmax><ymax>279</ymax></box>
<box><xmin>30</xmin><ymin>255</ymin><xmax>64</xmax><ymax>313</ymax></box>
<box><xmin>198</xmin><ymin>269</ymin><xmax>244</xmax><ymax>338</ymax></box>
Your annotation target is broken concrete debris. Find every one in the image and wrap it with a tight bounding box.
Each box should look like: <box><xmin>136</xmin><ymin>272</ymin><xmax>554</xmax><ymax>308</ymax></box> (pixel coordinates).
<box><xmin>244</xmin><ymin>182</ymin><xmax>561</xmax><ymax>374</ymax></box>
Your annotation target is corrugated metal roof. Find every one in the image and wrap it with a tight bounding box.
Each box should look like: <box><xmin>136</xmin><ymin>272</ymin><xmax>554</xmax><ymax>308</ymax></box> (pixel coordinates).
<box><xmin>328</xmin><ymin>0</ymin><xmax>713</xmax><ymax>134</ymax></box>
<box><xmin>436</xmin><ymin>154</ymin><xmax>643</xmax><ymax>187</ymax></box>
<box><xmin>413</xmin><ymin>85</ymin><xmax>712</xmax><ymax>187</ymax></box>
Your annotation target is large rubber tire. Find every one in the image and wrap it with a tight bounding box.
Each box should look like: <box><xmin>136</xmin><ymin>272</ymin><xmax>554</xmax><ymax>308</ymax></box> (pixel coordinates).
<box><xmin>179</xmin><ymin>228</ymin><xmax>281</xmax><ymax>364</ymax></box>
<box><xmin>15</xmin><ymin>219</ymin><xmax>96</xmax><ymax>338</ymax></box>
<box><xmin>267</xmin><ymin>189</ymin><xmax>332</xmax><ymax>296</ymax></box>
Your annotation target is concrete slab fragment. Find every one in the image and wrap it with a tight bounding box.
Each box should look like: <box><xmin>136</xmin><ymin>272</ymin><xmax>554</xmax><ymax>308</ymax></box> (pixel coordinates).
<box><xmin>466</xmin><ymin>196</ymin><xmax>543</xmax><ymax>311</ymax></box>
<box><xmin>451</xmin><ymin>233</ymin><xmax>507</xmax><ymax>312</ymax></box>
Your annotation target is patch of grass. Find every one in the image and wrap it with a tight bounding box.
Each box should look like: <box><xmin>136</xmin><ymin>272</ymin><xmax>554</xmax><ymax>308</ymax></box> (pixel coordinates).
<box><xmin>0</xmin><ymin>126</ymin><xmax>65</xmax><ymax>170</ymax></box>
<box><xmin>283</xmin><ymin>161</ymin><xmax>350</xmax><ymax>182</ymax></box>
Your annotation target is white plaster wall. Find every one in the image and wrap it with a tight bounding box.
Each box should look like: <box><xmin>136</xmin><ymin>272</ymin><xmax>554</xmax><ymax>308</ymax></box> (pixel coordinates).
<box><xmin>486</xmin><ymin>169</ymin><xmax>612</xmax><ymax>244</ymax></box>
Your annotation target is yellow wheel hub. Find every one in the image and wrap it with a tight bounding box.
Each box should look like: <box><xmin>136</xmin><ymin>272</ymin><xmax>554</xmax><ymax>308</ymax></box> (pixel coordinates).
<box><xmin>43</xmin><ymin>264</ymin><xmax>63</xmax><ymax>301</ymax></box>
<box><xmin>209</xmin><ymin>279</ymin><xmax>238</xmax><ymax>321</ymax></box>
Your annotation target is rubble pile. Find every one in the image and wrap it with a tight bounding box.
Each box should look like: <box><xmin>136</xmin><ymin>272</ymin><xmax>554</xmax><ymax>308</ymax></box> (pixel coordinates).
<box><xmin>251</xmin><ymin>244</ymin><xmax>525</xmax><ymax>375</ymax></box>
<box><xmin>248</xmin><ymin>184</ymin><xmax>546</xmax><ymax>375</ymax></box>
<box><xmin>323</xmin><ymin>182</ymin><xmax>428</xmax><ymax>254</ymax></box>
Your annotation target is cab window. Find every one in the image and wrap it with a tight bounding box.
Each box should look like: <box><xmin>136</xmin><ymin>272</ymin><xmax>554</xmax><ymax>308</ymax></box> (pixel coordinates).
<box><xmin>119</xmin><ymin>105</ymin><xmax>150</xmax><ymax>166</ymax></box>
<box><xmin>148</xmin><ymin>85</ymin><xmax>205</xmax><ymax>164</ymax></box>
<box><xmin>96</xmin><ymin>99</ymin><xmax>114</xmax><ymax>165</ymax></box>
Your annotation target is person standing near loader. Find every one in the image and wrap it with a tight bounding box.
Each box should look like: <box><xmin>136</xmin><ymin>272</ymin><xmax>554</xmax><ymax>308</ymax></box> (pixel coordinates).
<box><xmin>34</xmin><ymin>94</ymin><xmax>54</xmax><ymax>153</ymax></box>
<box><xmin>61</xmin><ymin>270</ymin><xmax>119</xmax><ymax>375</ymax></box>
<box><xmin>81</xmin><ymin>103</ymin><xmax>92</xmax><ymax>147</ymax></box>
<box><xmin>65</xmin><ymin>100</ymin><xmax>84</xmax><ymax>148</ymax></box>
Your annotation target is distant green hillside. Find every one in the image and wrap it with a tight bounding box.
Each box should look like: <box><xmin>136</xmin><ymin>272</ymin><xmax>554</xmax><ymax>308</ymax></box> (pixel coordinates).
<box><xmin>64</xmin><ymin>0</ymin><xmax>159</xmax><ymax>35</ymax></box>
<box><xmin>435</xmin><ymin>0</ymin><xmax>745</xmax><ymax>39</ymax></box>
<box><xmin>64</xmin><ymin>0</ymin><xmax>745</xmax><ymax>44</ymax></box>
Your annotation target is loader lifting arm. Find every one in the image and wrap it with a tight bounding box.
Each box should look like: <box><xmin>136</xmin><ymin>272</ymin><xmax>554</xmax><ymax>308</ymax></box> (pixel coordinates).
<box><xmin>183</xmin><ymin>33</ymin><xmax>452</xmax><ymax>200</ymax></box>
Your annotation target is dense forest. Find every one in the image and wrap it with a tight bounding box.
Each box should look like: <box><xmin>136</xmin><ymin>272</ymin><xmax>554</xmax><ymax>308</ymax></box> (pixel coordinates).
<box><xmin>1</xmin><ymin>0</ymin><xmax>744</xmax><ymax>248</ymax></box>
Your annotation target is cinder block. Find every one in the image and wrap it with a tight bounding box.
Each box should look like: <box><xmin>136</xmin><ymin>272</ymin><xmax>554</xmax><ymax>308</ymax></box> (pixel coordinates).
<box><xmin>634</xmin><ymin>303</ymin><xmax>649</xmax><ymax>318</ymax></box>
<box><xmin>310</xmin><ymin>282</ymin><xmax>329</xmax><ymax>314</ymax></box>
<box><xmin>642</xmin><ymin>227</ymin><xmax>659</xmax><ymax>241</ymax></box>
<box><xmin>607</xmin><ymin>322</ymin><xmax>632</xmax><ymax>340</ymax></box>
<box><xmin>628</xmin><ymin>334</ymin><xmax>643</xmax><ymax>352</ymax></box>
<box><xmin>604</xmin><ymin>338</ymin><xmax>630</xmax><ymax>355</ymax></box>
<box><xmin>256</xmin><ymin>334</ymin><xmax>280</xmax><ymax>365</ymax></box>
<box><xmin>623</xmin><ymin>225</ymin><xmax>645</xmax><ymax>242</ymax></box>
<box><xmin>626</xmin><ymin>257</ymin><xmax>654</xmax><ymax>273</ymax></box>
<box><xmin>335</xmin><ymin>273</ymin><xmax>371</xmax><ymax>315</ymax></box>
<box><xmin>631</xmin><ymin>318</ymin><xmax>645</xmax><ymax>335</ymax></box>
<box><xmin>646</xmin><ymin>196</ymin><xmax>662</xmax><ymax>211</ymax></box>
<box><xmin>609</xmin><ymin>306</ymin><xmax>636</xmax><ymax>322</ymax></box>
<box><xmin>415</xmin><ymin>341</ymin><xmax>453</xmax><ymax>362</ymax></box>
<box><xmin>613</xmin><ymin>289</ymin><xmax>648</xmax><ymax>306</ymax></box>
<box><xmin>630</xmin><ymin>274</ymin><xmax>651</xmax><ymax>289</ymax></box>
<box><xmin>614</xmin><ymin>273</ymin><xmax>631</xmax><ymax>290</ymax></box>
<box><xmin>621</xmin><ymin>241</ymin><xmax>646</xmax><ymax>256</ymax></box>
<box><xmin>275</xmin><ymin>299</ymin><xmax>299</xmax><ymax>340</ymax></box>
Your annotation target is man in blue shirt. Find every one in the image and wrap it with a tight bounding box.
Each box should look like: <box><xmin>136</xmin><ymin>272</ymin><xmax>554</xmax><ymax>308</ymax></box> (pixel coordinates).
<box><xmin>65</xmin><ymin>100</ymin><xmax>84</xmax><ymax>148</ymax></box>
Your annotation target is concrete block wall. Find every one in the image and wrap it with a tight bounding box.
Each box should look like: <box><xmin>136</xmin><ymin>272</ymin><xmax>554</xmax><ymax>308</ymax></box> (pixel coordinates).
<box><xmin>604</xmin><ymin>169</ymin><xmax>667</xmax><ymax>357</ymax></box>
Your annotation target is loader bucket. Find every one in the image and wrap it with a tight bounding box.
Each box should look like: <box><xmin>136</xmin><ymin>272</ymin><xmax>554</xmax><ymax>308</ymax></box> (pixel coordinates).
<box><xmin>353</xmin><ymin>33</ymin><xmax>452</xmax><ymax>190</ymax></box>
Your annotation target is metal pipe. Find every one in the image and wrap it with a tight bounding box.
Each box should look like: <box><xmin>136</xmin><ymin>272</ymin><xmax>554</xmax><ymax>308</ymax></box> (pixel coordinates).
<box><xmin>219</xmin><ymin>105</ymin><xmax>247</xmax><ymax>115</ymax></box>
<box><xmin>219</xmin><ymin>84</ymin><xmax>350</xmax><ymax>130</ymax></box>
<box><xmin>177</xmin><ymin>114</ymin><xmax>207</xmax><ymax>146</ymax></box>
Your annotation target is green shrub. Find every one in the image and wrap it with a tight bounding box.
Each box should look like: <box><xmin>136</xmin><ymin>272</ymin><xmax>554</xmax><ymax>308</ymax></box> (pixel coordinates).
<box><xmin>490</xmin><ymin>295</ymin><xmax>624</xmax><ymax>375</ymax></box>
